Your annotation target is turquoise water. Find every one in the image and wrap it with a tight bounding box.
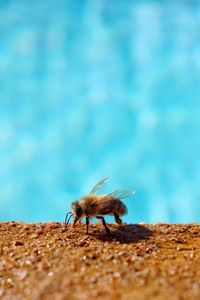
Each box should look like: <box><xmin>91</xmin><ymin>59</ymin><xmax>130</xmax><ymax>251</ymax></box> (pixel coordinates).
<box><xmin>0</xmin><ymin>1</ymin><xmax>200</xmax><ymax>224</ymax></box>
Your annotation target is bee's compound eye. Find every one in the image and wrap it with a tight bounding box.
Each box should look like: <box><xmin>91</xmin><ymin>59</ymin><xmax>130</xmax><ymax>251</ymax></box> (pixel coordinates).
<box><xmin>76</xmin><ymin>206</ymin><xmax>83</xmax><ymax>217</ymax></box>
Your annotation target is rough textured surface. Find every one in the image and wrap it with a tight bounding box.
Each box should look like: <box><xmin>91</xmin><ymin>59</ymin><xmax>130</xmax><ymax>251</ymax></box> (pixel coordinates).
<box><xmin>0</xmin><ymin>222</ymin><xmax>200</xmax><ymax>300</ymax></box>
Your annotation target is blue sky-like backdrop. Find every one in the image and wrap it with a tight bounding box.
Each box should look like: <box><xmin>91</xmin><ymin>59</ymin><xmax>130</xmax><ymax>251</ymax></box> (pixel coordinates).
<box><xmin>0</xmin><ymin>0</ymin><xmax>200</xmax><ymax>224</ymax></box>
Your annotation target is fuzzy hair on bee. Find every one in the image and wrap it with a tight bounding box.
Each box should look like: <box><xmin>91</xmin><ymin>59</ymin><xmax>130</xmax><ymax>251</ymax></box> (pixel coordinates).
<box><xmin>64</xmin><ymin>178</ymin><xmax>135</xmax><ymax>234</ymax></box>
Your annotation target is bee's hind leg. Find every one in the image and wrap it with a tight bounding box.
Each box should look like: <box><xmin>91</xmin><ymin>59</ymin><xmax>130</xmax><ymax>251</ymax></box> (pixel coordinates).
<box><xmin>96</xmin><ymin>216</ymin><xmax>110</xmax><ymax>235</ymax></box>
<box><xmin>114</xmin><ymin>213</ymin><xmax>123</xmax><ymax>225</ymax></box>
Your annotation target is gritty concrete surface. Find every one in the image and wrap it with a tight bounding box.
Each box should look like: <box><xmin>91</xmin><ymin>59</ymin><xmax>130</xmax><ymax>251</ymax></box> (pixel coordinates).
<box><xmin>0</xmin><ymin>222</ymin><xmax>200</xmax><ymax>300</ymax></box>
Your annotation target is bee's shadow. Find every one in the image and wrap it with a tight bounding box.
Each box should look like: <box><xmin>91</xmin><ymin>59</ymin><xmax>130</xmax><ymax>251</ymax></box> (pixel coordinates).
<box><xmin>92</xmin><ymin>224</ymin><xmax>153</xmax><ymax>244</ymax></box>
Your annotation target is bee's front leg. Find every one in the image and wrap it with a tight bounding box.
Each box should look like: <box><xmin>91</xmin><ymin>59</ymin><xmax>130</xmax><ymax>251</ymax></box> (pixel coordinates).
<box><xmin>86</xmin><ymin>217</ymin><xmax>89</xmax><ymax>234</ymax></box>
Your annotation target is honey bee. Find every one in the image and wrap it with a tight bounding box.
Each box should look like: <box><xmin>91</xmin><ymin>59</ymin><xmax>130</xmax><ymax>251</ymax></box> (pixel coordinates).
<box><xmin>65</xmin><ymin>178</ymin><xmax>135</xmax><ymax>234</ymax></box>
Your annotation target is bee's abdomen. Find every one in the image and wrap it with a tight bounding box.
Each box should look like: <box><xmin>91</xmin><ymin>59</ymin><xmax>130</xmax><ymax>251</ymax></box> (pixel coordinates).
<box><xmin>114</xmin><ymin>199</ymin><xmax>128</xmax><ymax>216</ymax></box>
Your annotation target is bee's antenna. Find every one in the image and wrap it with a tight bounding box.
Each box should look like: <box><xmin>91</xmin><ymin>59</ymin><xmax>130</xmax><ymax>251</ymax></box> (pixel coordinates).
<box><xmin>64</xmin><ymin>212</ymin><xmax>73</xmax><ymax>230</ymax></box>
<box><xmin>66</xmin><ymin>213</ymin><xmax>73</xmax><ymax>226</ymax></box>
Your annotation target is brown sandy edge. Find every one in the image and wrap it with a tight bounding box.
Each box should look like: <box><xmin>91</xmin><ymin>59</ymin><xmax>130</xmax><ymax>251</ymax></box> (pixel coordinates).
<box><xmin>0</xmin><ymin>222</ymin><xmax>200</xmax><ymax>300</ymax></box>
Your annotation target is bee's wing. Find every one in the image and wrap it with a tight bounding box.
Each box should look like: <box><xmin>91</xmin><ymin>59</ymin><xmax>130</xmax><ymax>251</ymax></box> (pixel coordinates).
<box><xmin>89</xmin><ymin>177</ymin><xmax>109</xmax><ymax>195</ymax></box>
<box><xmin>109</xmin><ymin>189</ymin><xmax>135</xmax><ymax>199</ymax></box>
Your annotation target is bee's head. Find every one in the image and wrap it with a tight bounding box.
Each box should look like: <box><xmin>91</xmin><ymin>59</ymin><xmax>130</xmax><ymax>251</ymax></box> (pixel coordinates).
<box><xmin>71</xmin><ymin>201</ymin><xmax>83</xmax><ymax>225</ymax></box>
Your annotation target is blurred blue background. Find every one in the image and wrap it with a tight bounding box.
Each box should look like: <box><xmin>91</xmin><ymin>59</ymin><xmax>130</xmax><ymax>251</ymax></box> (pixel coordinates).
<box><xmin>0</xmin><ymin>0</ymin><xmax>200</xmax><ymax>224</ymax></box>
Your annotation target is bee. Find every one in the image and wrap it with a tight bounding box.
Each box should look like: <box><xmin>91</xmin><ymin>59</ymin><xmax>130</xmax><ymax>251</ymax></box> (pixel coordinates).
<box><xmin>64</xmin><ymin>178</ymin><xmax>135</xmax><ymax>234</ymax></box>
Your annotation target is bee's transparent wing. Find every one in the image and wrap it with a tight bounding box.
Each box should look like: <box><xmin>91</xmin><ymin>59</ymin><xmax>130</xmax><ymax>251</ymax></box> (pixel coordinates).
<box><xmin>109</xmin><ymin>189</ymin><xmax>135</xmax><ymax>199</ymax></box>
<box><xmin>89</xmin><ymin>177</ymin><xmax>108</xmax><ymax>195</ymax></box>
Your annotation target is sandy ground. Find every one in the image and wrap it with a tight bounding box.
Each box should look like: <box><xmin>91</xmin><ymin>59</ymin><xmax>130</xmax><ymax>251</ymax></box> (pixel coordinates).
<box><xmin>0</xmin><ymin>222</ymin><xmax>200</xmax><ymax>300</ymax></box>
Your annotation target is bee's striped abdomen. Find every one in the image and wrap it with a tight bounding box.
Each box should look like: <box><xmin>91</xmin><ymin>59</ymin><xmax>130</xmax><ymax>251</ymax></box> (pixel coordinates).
<box><xmin>114</xmin><ymin>198</ymin><xmax>128</xmax><ymax>216</ymax></box>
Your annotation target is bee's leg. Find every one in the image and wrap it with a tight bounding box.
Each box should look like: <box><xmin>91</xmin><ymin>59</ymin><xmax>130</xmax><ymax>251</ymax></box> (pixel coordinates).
<box><xmin>114</xmin><ymin>212</ymin><xmax>122</xmax><ymax>225</ymax></box>
<box><xmin>86</xmin><ymin>217</ymin><xmax>89</xmax><ymax>234</ymax></box>
<box><xmin>96</xmin><ymin>216</ymin><xmax>110</xmax><ymax>235</ymax></box>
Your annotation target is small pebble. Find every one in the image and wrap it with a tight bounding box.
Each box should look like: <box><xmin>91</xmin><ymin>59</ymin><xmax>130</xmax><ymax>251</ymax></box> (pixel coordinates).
<box><xmin>14</xmin><ymin>241</ymin><xmax>24</xmax><ymax>246</ymax></box>
<box><xmin>31</xmin><ymin>233</ymin><xmax>39</xmax><ymax>239</ymax></box>
<box><xmin>24</xmin><ymin>288</ymin><xmax>31</xmax><ymax>296</ymax></box>
<box><xmin>6</xmin><ymin>278</ymin><xmax>14</xmax><ymax>287</ymax></box>
<box><xmin>78</xmin><ymin>239</ymin><xmax>88</xmax><ymax>247</ymax></box>
<box><xmin>25</xmin><ymin>260</ymin><xmax>31</xmax><ymax>266</ymax></box>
